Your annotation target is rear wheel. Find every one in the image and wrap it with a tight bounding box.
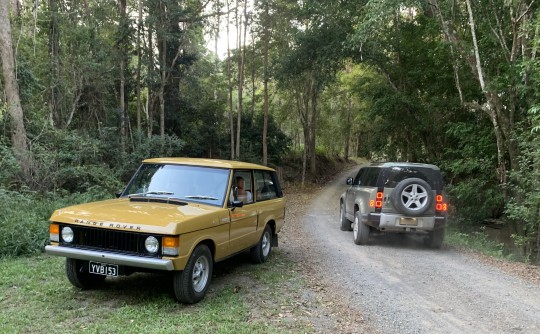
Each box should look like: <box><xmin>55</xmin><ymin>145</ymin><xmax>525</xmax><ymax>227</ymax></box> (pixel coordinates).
<box><xmin>426</xmin><ymin>228</ymin><xmax>445</xmax><ymax>249</ymax></box>
<box><xmin>340</xmin><ymin>202</ymin><xmax>352</xmax><ymax>231</ymax></box>
<box><xmin>65</xmin><ymin>258</ymin><xmax>106</xmax><ymax>289</ymax></box>
<box><xmin>250</xmin><ymin>224</ymin><xmax>273</xmax><ymax>263</ymax></box>
<box><xmin>173</xmin><ymin>244</ymin><xmax>213</xmax><ymax>304</ymax></box>
<box><xmin>353</xmin><ymin>211</ymin><xmax>370</xmax><ymax>245</ymax></box>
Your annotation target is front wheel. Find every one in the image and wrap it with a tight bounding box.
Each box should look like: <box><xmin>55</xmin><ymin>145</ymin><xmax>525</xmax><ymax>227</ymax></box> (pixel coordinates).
<box><xmin>250</xmin><ymin>224</ymin><xmax>273</xmax><ymax>264</ymax></box>
<box><xmin>353</xmin><ymin>211</ymin><xmax>370</xmax><ymax>245</ymax></box>
<box><xmin>173</xmin><ymin>244</ymin><xmax>213</xmax><ymax>304</ymax></box>
<box><xmin>65</xmin><ymin>258</ymin><xmax>106</xmax><ymax>289</ymax></box>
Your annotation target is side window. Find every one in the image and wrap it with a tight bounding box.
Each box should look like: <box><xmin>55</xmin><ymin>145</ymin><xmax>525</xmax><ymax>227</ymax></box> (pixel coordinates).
<box><xmin>353</xmin><ymin>168</ymin><xmax>366</xmax><ymax>185</ymax></box>
<box><xmin>254</xmin><ymin>170</ymin><xmax>280</xmax><ymax>201</ymax></box>
<box><xmin>361</xmin><ymin>167</ymin><xmax>381</xmax><ymax>187</ymax></box>
<box><xmin>231</xmin><ymin>170</ymin><xmax>254</xmax><ymax>204</ymax></box>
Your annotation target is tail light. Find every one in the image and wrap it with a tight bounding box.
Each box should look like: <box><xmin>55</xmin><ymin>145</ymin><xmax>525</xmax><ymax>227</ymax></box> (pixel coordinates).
<box><xmin>436</xmin><ymin>195</ymin><xmax>448</xmax><ymax>212</ymax></box>
<box><xmin>370</xmin><ymin>191</ymin><xmax>384</xmax><ymax>209</ymax></box>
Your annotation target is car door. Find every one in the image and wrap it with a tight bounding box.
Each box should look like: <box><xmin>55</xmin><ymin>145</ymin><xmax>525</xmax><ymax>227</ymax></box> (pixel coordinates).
<box><xmin>345</xmin><ymin>168</ymin><xmax>366</xmax><ymax>220</ymax></box>
<box><xmin>228</xmin><ymin>170</ymin><xmax>259</xmax><ymax>254</ymax></box>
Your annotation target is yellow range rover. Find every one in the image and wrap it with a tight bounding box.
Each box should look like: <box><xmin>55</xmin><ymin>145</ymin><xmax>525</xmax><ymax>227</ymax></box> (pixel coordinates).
<box><xmin>45</xmin><ymin>158</ymin><xmax>286</xmax><ymax>304</ymax></box>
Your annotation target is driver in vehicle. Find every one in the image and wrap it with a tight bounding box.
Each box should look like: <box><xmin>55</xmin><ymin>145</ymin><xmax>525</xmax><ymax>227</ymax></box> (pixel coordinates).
<box><xmin>235</xmin><ymin>176</ymin><xmax>252</xmax><ymax>203</ymax></box>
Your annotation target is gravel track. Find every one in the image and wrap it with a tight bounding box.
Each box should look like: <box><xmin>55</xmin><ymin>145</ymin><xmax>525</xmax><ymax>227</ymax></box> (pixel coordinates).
<box><xmin>280</xmin><ymin>167</ymin><xmax>540</xmax><ymax>334</ymax></box>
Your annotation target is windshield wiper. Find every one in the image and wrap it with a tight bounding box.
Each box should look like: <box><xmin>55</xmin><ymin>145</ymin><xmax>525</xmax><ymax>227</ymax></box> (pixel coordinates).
<box><xmin>128</xmin><ymin>191</ymin><xmax>174</xmax><ymax>198</ymax></box>
<box><xmin>184</xmin><ymin>195</ymin><xmax>219</xmax><ymax>200</ymax></box>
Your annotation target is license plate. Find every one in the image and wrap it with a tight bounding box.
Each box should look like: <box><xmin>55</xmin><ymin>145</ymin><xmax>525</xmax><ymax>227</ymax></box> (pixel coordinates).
<box><xmin>89</xmin><ymin>261</ymin><xmax>118</xmax><ymax>276</ymax></box>
<box><xmin>399</xmin><ymin>218</ymin><xmax>418</xmax><ymax>226</ymax></box>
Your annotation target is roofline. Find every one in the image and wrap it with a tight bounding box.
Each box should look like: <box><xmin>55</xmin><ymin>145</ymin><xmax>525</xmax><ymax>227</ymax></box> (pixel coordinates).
<box><xmin>142</xmin><ymin>157</ymin><xmax>276</xmax><ymax>171</ymax></box>
<box><xmin>367</xmin><ymin>162</ymin><xmax>440</xmax><ymax>170</ymax></box>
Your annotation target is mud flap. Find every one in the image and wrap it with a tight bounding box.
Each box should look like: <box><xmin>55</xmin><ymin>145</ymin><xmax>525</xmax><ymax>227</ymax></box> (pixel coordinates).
<box><xmin>272</xmin><ymin>234</ymin><xmax>278</xmax><ymax>247</ymax></box>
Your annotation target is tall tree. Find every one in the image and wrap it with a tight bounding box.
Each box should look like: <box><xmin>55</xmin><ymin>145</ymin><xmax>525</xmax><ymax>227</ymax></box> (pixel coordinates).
<box><xmin>0</xmin><ymin>0</ymin><xmax>29</xmax><ymax>173</ymax></box>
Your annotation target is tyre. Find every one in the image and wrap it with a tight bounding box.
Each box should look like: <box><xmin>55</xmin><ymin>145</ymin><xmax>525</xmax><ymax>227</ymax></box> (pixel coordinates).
<box><xmin>426</xmin><ymin>228</ymin><xmax>445</xmax><ymax>249</ymax></box>
<box><xmin>390</xmin><ymin>178</ymin><xmax>434</xmax><ymax>216</ymax></box>
<box><xmin>173</xmin><ymin>244</ymin><xmax>213</xmax><ymax>304</ymax></box>
<box><xmin>353</xmin><ymin>211</ymin><xmax>370</xmax><ymax>245</ymax></box>
<box><xmin>65</xmin><ymin>258</ymin><xmax>106</xmax><ymax>289</ymax></box>
<box><xmin>250</xmin><ymin>224</ymin><xmax>273</xmax><ymax>264</ymax></box>
<box><xmin>340</xmin><ymin>202</ymin><xmax>352</xmax><ymax>231</ymax></box>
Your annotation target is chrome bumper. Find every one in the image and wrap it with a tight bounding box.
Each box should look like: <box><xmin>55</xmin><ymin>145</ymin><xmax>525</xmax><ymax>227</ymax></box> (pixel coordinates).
<box><xmin>45</xmin><ymin>245</ymin><xmax>174</xmax><ymax>271</ymax></box>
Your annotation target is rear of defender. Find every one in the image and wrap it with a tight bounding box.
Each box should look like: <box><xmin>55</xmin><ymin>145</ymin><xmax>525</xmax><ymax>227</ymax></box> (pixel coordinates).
<box><xmin>340</xmin><ymin>162</ymin><xmax>448</xmax><ymax>248</ymax></box>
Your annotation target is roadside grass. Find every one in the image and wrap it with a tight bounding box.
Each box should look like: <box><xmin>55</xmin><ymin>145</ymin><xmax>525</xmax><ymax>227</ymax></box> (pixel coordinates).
<box><xmin>445</xmin><ymin>227</ymin><xmax>518</xmax><ymax>261</ymax></box>
<box><xmin>0</xmin><ymin>251</ymin><xmax>314</xmax><ymax>334</ymax></box>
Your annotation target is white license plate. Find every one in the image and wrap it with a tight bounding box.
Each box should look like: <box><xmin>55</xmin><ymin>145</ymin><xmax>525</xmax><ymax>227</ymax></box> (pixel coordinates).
<box><xmin>89</xmin><ymin>261</ymin><xmax>118</xmax><ymax>276</ymax></box>
<box><xmin>399</xmin><ymin>218</ymin><xmax>418</xmax><ymax>226</ymax></box>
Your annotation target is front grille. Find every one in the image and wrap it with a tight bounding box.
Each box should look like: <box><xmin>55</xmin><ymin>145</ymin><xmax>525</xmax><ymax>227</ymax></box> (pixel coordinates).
<box><xmin>59</xmin><ymin>224</ymin><xmax>161</xmax><ymax>258</ymax></box>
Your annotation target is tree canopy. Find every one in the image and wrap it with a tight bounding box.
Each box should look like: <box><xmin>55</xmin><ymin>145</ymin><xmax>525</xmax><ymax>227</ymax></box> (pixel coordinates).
<box><xmin>2</xmin><ymin>0</ymin><xmax>540</xmax><ymax>261</ymax></box>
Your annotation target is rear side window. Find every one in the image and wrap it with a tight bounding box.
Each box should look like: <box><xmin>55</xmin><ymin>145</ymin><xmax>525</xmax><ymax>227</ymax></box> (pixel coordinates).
<box><xmin>361</xmin><ymin>167</ymin><xmax>381</xmax><ymax>187</ymax></box>
<box><xmin>382</xmin><ymin>167</ymin><xmax>444</xmax><ymax>190</ymax></box>
<box><xmin>254</xmin><ymin>170</ymin><xmax>282</xmax><ymax>201</ymax></box>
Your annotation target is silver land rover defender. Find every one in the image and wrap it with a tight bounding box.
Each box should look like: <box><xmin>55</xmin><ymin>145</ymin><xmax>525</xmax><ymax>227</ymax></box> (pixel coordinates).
<box><xmin>340</xmin><ymin>162</ymin><xmax>448</xmax><ymax>248</ymax></box>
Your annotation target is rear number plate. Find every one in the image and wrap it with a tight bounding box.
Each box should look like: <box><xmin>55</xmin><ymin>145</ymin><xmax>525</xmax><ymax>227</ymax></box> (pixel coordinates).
<box><xmin>399</xmin><ymin>218</ymin><xmax>418</xmax><ymax>226</ymax></box>
<box><xmin>89</xmin><ymin>261</ymin><xmax>118</xmax><ymax>276</ymax></box>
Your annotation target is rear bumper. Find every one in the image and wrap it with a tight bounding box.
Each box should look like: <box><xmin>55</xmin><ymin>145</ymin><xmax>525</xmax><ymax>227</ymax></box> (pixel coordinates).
<box><xmin>366</xmin><ymin>213</ymin><xmax>446</xmax><ymax>232</ymax></box>
<box><xmin>45</xmin><ymin>245</ymin><xmax>175</xmax><ymax>271</ymax></box>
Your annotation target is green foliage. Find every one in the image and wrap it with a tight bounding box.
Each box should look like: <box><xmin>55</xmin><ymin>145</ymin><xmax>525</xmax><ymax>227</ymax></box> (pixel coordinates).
<box><xmin>442</xmin><ymin>120</ymin><xmax>504</xmax><ymax>225</ymax></box>
<box><xmin>505</xmin><ymin>119</ymin><xmax>540</xmax><ymax>262</ymax></box>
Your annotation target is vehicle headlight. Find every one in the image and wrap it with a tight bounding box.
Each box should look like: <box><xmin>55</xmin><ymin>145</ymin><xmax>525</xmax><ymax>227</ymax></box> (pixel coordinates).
<box><xmin>61</xmin><ymin>226</ymin><xmax>74</xmax><ymax>243</ymax></box>
<box><xmin>145</xmin><ymin>236</ymin><xmax>159</xmax><ymax>253</ymax></box>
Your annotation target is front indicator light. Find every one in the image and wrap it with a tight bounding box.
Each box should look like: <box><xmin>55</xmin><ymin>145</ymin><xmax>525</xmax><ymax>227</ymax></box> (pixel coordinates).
<box><xmin>61</xmin><ymin>226</ymin><xmax>74</xmax><ymax>243</ymax></box>
<box><xmin>162</xmin><ymin>236</ymin><xmax>179</xmax><ymax>256</ymax></box>
<box><xmin>145</xmin><ymin>236</ymin><xmax>159</xmax><ymax>254</ymax></box>
<box><xmin>50</xmin><ymin>224</ymin><xmax>59</xmax><ymax>242</ymax></box>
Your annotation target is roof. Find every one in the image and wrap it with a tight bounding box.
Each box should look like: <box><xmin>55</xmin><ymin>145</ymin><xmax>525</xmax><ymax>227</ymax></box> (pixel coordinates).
<box><xmin>367</xmin><ymin>162</ymin><xmax>440</xmax><ymax>170</ymax></box>
<box><xmin>142</xmin><ymin>157</ymin><xmax>275</xmax><ymax>171</ymax></box>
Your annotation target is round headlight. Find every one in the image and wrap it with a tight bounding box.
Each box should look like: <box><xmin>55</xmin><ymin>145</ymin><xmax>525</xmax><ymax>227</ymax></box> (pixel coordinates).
<box><xmin>61</xmin><ymin>226</ymin><xmax>74</xmax><ymax>243</ymax></box>
<box><xmin>145</xmin><ymin>236</ymin><xmax>159</xmax><ymax>253</ymax></box>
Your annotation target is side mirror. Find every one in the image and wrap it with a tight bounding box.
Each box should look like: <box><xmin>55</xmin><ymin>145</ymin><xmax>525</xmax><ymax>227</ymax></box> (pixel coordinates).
<box><xmin>346</xmin><ymin>177</ymin><xmax>353</xmax><ymax>185</ymax></box>
<box><xmin>232</xmin><ymin>200</ymin><xmax>244</xmax><ymax>208</ymax></box>
<box><xmin>115</xmin><ymin>191</ymin><xmax>122</xmax><ymax>198</ymax></box>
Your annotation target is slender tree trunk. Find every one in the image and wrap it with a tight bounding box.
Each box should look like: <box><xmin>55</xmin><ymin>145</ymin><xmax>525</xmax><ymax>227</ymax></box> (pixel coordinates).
<box><xmin>136</xmin><ymin>0</ymin><xmax>143</xmax><ymax>132</ymax></box>
<box><xmin>0</xmin><ymin>0</ymin><xmax>29</xmax><ymax>174</ymax></box>
<box><xmin>226</xmin><ymin>0</ymin><xmax>235</xmax><ymax>159</ymax></box>
<box><xmin>235</xmin><ymin>0</ymin><xmax>247</xmax><ymax>159</ymax></box>
<box><xmin>344</xmin><ymin>97</ymin><xmax>352</xmax><ymax>160</ymax></box>
<box><xmin>262</xmin><ymin>1</ymin><xmax>270</xmax><ymax>166</ymax></box>
<box><xmin>48</xmin><ymin>0</ymin><xmax>61</xmax><ymax>127</ymax></box>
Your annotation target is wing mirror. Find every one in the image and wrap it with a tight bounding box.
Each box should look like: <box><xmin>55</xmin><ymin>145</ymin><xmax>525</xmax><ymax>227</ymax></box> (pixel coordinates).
<box><xmin>346</xmin><ymin>177</ymin><xmax>353</xmax><ymax>185</ymax></box>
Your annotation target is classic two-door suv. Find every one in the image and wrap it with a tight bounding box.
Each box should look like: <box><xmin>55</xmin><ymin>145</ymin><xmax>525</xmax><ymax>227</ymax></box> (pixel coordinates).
<box><xmin>45</xmin><ymin>158</ymin><xmax>285</xmax><ymax>304</ymax></box>
<box><xmin>339</xmin><ymin>162</ymin><xmax>448</xmax><ymax>248</ymax></box>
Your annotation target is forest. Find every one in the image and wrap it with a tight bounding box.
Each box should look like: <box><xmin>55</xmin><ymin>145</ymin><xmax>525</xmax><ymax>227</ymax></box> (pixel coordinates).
<box><xmin>1</xmin><ymin>0</ymin><xmax>540</xmax><ymax>262</ymax></box>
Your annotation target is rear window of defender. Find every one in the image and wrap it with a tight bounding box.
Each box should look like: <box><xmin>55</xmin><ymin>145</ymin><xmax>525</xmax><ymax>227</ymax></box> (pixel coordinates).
<box><xmin>381</xmin><ymin>167</ymin><xmax>444</xmax><ymax>190</ymax></box>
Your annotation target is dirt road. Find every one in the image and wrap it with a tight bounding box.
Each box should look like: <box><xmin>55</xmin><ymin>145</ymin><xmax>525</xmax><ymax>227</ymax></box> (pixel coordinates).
<box><xmin>280</xmin><ymin>167</ymin><xmax>540</xmax><ymax>334</ymax></box>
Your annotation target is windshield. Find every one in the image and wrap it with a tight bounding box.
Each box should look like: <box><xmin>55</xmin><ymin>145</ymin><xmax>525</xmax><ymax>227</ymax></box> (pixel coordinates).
<box><xmin>122</xmin><ymin>164</ymin><xmax>231</xmax><ymax>207</ymax></box>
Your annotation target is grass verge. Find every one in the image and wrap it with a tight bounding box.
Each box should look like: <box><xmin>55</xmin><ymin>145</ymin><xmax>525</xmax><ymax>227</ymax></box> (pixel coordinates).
<box><xmin>0</xmin><ymin>250</ymin><xmax>315</xmax><ymax>334</ymax></box>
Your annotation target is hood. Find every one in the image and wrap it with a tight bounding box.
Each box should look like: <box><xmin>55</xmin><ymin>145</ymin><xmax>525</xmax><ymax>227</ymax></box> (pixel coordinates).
<box><xmin>50</xmin><ymin>198</ymin><xmax>226</xmax><ymax>234</ymax></box>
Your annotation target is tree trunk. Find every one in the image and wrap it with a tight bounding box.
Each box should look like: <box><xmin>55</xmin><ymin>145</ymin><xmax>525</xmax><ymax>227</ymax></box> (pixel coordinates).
<box><xmin>48</xmin><ymin>0</ymin><xmax>61</xmax><ymax>127</ymax></box>
<box><xmin>226</xmin><ymin>0</ymin><xmax>235</xmax><ymax>159</ymax></box>
<box><xmin>136</xmin><ymin>0</ymin><xmax>143</xmax><ymax>132</ymax></box>
<box><xmin>262</xmin><ymin>1</ymin><xmax>270</xmax><ymax>166</ymax></box>
<box><xmin>0</xmin><ymin>0</ymin><xmax>30</xmax><ymax>174</ymax></box>
<box><xmin>344</xmin><ymin>97</ymin><xmax>352</xmax><ymax>160</ymax></box>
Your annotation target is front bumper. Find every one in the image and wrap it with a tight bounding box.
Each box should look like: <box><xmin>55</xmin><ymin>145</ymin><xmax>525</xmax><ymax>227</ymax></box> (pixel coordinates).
<box><xmin>367</xmin><ymin>213</ymin><xmax>446</xmax><ymax>232</ymax></box>
<box><xmin>45</xmin><ymin>245</ymin><xmax>175</xmax><ymax>271</ymax></box>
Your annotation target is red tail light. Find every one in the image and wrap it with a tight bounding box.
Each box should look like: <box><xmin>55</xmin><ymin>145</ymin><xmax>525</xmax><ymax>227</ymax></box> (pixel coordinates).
<box><xmin>436</xmin><ymin>194</ymin><xmax>448</xmax><ymax>212</ymax></box>
<box><xmin>375</xmin><ymin>191</ymin><xmax>383</xmax><ymax>208</ymax></box>
<box><xmin>369</xmin><ymin>192</ymin><xmax>384</xmax><ymax>208</ymax></box>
